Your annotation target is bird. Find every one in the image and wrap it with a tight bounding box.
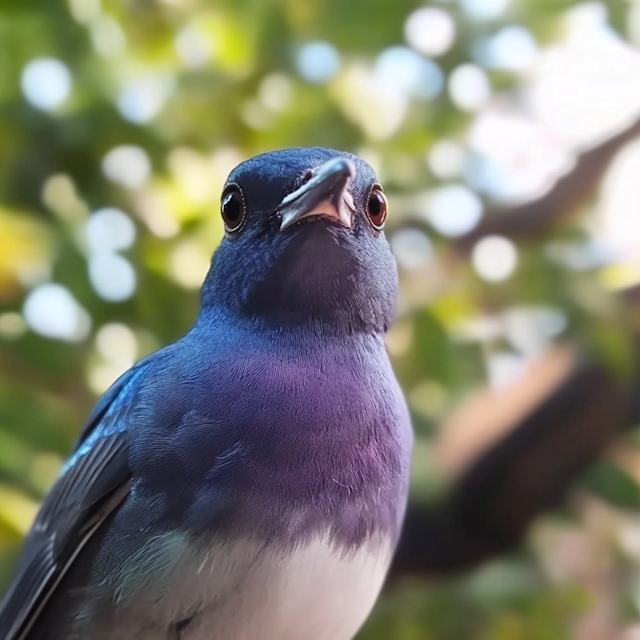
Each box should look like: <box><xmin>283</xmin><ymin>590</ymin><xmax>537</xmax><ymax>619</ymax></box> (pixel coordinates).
<box><xmin>0</xmin><ymin>147</ymin><xmax>413</xmax><ymax>640</ymax></box>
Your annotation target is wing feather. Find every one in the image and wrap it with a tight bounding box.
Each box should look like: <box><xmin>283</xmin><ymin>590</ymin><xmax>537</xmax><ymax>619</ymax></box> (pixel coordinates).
<box><xmin>0</xmin><ymin>362</ymin><xmax>152</xmax><ymax>640</ymax></box>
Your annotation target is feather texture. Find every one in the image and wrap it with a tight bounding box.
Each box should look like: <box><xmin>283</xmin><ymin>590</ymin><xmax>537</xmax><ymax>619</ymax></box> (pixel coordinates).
<box><xmin>0</xmin><ymin>363</ymin><xmax>152</xmax><ymax>640</ymax></box>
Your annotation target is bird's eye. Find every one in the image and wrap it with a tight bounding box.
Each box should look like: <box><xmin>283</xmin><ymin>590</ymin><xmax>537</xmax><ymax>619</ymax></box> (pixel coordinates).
<box><xmin>367</xmin><ymin>186</ymin><xmax>388</xmax><ymax>230</ymax></box>
<box><xmin>221</xmin><ymin>186</ymin><xmax>245</xmax><ymax>233</ymax></box>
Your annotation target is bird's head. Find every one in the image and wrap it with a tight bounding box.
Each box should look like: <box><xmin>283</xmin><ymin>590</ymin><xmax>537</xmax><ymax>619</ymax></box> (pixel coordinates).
<box><xmin>202</xmin><ymin>148</ymin><xmax>397</xmax><ymax>334</ymax></box>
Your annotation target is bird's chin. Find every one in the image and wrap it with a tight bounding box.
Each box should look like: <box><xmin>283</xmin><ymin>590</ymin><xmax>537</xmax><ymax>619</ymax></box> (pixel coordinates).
<box><xmin>285</xmin><ymin>215</ymin><xmax>351</xmax><ymax>234</ymax></box>
<box><xmin>288</xmin><ymin>219</ymin><xmax>358</xmax><ymax>257</ymax></box>
<box><xmin>242</xmin><ymin>225</ymin><xmax>361</xmax><ymax>323</ymax></box>
<box><xmin>287</xmin><ymin>218</ymin><xmax>355</xmax><ymax>263</ymax></box>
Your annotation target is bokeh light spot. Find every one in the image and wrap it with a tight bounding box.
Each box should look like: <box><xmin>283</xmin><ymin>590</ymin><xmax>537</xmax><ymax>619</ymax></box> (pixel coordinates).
<box><xmin>42</xmin><ymin>174</ymin><xmax>89</xmax><ymax>223</ymax></box>
<box><xmin>90</xmin><ymin>17</ymin><xmax>127</xmax><ymax>58</ymax></box>
<box><xmin>169</xmin><ymin>239</ymin><xmax>211</xmax><ymax>289</ymax></box>
<box><xmin>296</xmin><ymin>41</ymin><xmax>341</xmax><ymax>83</ymax></box>
<box><xmin>259</xmin><ymin>73</ymin><xmax>293</xmax><ymax>112</ymax></box>
<box><xmin>102</xmin><ymin>145</ymin><xmax>151</xmax><ymax>188</ymax></box>
<box><xmin>449</xmin><ymin>64</ymin><xmax>491</xmax><ymax>111</ymax></box>
<box><xmin>95</xmin><ymin>322</ymin><xmax>138</xmax><ymax>368</ymax></box>
<box><xmin>527</xmin><ymin>7</ymin><xmax>640</xmax><ymax>146</ymax></box>
<box><xmin>332</xmin><ymin>63</ymin><xmax>409</xmax><ymax>139</ymax></box>
<box><xmin>426</xmin><ymin>184</ymin><xmax>483</xmax><ymax>237</ymax></box>
<box><xmin>472</xmin><ymin>236</ymin><xmax>518</xmax><ymax>281</ymax></box>
<box><xmin>68</xmin><ymin>0</ymin><xmax>101</xmax><ymax>24</ymax></box>
<box><xmin>461</xmin><ymin>0</ymin><xmax>510</xmax><ymax>21</ymax></box>
<box><xmin>175</xmin><ymin>25</ymin><xmax>215</xmax><ymax>67</ymax></box>
<box><xmin>428</xmin><ymin>140</ymin><xmax>466</xmax><ymax>179</ymax></box>
<box><xmin>118</xmin><ymin>76</ymin><xmax>175</xmax><ymax>124</ymax></box>
<box><xmin>375</xmin><ymin>47</ymin><xmax>444</xmax><ymax>100</ymax></box>
<box><xmin>88</xmin><ymin>253</ymin><xmax>136</xmax><ymax>301</ymax></box>
<box><xmin>21</xmin><ymin>58</ymin><xmax>72</xmax><ymax>111</ymax></box>
<box><xmin>480</xmin><ymin>26</ymin><xmax>538</xmax><ymax>71</ymax></box>
<box><xmin>390</xmin><ymin>229</ymin><xmax>434</xmax><ymax>271</ymax></box>
<box><xmin>404</xmin><ymin>8</ymin><xmax>456</xmax><ymax>57</ymax></box>
<box><xmin>23</xmin><ymin>284</ymin><xmax>91</xmax><ymax>342</ymax></box>
<box><xmin>241</xmin><ymin>99</ymin><xmax>273</xmax><ymax>131</ymax></box>
<box><xmin>467</xmin><ymin>110</ymin><xmax>573</xmax><ymax>202</ymax></box>
<box><xmin>85</xmin><ymin>208</ymin><xmax>136</xmax><ymax>253</ymax></box>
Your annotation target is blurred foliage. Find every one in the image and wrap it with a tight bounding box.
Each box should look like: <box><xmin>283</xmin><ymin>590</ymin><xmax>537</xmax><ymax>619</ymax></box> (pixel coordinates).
<box><xmin>361</xmin><ymin>566</ymin><xmax>592</xmax><ymax>640</ymax></box>
<box><xmin>3</xmin><ymin>0</ymin><xmax>640</xmax><ymax>637</ymax></box>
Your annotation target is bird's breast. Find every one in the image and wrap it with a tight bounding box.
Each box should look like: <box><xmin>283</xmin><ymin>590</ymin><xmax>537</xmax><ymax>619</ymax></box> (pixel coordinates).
<box><xmin>134</xmin><ymin>334</ymin><xmax>412</xmax><ymax>551</ymax></box>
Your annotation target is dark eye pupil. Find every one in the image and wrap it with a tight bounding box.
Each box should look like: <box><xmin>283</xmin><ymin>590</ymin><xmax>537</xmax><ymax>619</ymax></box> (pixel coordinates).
<box><xmin>369</xmin><ymin>193</ymin><xmax>383</xmax><ymax>217</ymax></box>
<box><xmin>223</xmin><ymin>192</ymin><xmax>242</xmax><ymax>222</ymax></box>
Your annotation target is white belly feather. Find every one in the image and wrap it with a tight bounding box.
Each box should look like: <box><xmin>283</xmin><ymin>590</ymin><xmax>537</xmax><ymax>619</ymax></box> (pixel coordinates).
<box><xmin>118</xmin><ymin>533</ymin><xmax>393</xmax><ymax>640</ymax></box>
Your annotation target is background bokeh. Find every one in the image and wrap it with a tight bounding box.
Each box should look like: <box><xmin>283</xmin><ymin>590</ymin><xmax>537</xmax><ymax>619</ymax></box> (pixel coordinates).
<box><xmin>3</xmin><ymin>0</ymin><xmax>640</xmax><ymax>638</ymax></box>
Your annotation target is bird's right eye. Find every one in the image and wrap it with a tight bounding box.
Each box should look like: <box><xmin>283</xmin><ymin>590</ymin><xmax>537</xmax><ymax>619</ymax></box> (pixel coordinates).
<box><xmin>221</xmin><ymin>186</ymin><xmax>246</xmax><ymax>232</ymax></box>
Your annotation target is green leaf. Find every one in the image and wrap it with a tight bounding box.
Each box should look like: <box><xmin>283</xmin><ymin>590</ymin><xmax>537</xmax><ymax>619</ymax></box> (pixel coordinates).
<box><xmin>580</xmin><ymin>461</ymin><xmax>640</xmax><ymax>510</ymax></box>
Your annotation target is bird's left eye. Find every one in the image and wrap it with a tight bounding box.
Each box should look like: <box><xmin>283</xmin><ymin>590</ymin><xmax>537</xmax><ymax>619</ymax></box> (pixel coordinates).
<box><xmin>367</xmin><ymin>186</ymin><xmax>388</xmax><ymax>230</ymax></box>
<box><xmin>221</xmin><ymin>186</ymin><xmax>246</xmax><ymax>233</ymax></box>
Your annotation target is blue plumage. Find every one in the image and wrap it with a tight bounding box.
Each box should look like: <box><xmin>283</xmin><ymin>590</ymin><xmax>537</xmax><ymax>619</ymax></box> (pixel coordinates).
<box><xmin>0</xmin><ymin>148</ymin><xmax>412</xmax><ymax>640</ymax></box>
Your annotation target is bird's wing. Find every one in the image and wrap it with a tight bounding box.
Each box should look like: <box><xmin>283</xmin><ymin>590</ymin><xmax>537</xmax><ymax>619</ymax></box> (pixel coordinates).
<box><xmin>0</xmin><ymin>361</ymin><xmax>152</xmax><ymax>640</ymax></box>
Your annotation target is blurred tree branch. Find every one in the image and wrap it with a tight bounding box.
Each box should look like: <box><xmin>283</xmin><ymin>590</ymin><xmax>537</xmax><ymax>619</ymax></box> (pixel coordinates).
<box><xmin>391</xmin><ymin>351</ymin><xmax>630</xmax><ymax>580</ymax></box>
<box><xmin>457</xmin><ymin>114</ymin><xmax>640</xmax><ymax>250</ymax></box>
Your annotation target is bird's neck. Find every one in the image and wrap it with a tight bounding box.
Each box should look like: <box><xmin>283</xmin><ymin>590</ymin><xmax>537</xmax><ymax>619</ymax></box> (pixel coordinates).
<box><xmin>196</xmin><ymin>303</ymin><xmax>389</xmax><ymax>344</ymax></box>
<box><xmin>200</xmin><ymin>239</ymin><xmax>397</xmax><ymax>336</ymax></box>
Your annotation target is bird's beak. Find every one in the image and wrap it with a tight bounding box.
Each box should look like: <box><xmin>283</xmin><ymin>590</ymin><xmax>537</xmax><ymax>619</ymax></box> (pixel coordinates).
<box><xmin>277</xmin><ymin>158</ymin><xmax>356</xmax><ymax>231</ymax></box>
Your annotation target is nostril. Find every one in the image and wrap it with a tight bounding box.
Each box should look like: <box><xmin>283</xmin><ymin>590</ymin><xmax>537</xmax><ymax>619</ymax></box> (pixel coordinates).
<box><xmin>292</xmin><ymin>170</ymin><xmax>314</xmax><ymax>192</ymax></box>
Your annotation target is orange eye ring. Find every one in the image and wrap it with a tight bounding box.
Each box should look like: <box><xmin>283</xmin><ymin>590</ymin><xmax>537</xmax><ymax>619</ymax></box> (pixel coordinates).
<box><xmin>367</xmin><ymin>185</ymin><xmax>388</xmax><ymax>230</ymax></box>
